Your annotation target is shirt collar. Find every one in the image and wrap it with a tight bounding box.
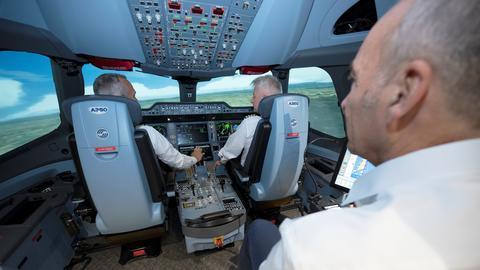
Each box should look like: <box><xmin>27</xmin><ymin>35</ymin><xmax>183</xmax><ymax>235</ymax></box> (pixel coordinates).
<box><xmin>342</xmin><ymin>138</ymin><xmax>480</xmax><ymax>206</ymax></box>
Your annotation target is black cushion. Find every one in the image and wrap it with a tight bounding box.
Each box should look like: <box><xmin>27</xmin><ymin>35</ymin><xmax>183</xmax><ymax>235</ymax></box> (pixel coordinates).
<box><xmin>134</xmin><ymin>129</ymin><xmax>166</xmax><ymax>202</ymax></box>
<box><xmin>243</xmin><ymin>119</ymin><xmax>271</xmax><ymax>183</ymax></box>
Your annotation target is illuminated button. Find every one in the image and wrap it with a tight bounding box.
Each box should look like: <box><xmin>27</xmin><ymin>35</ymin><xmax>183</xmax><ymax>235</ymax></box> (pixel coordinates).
<box><xmin>173</xmin><ymin>14</ymin><xmax>181</xmax><ymax>23</ymax></box>
<box><xmin>212</xmin><ymin>6</ymin><xmax>224</xmax><ymax>16</ymax></box>
<box><xmin>199</xmin><ymin>49</ymin><xmax>203</xmax><ymax>55</ymax></box>
<box><xmin>191</xmin><ymin>4</ymin><xmax>203</xmax><ymax>14</ymax></box>
<box><xmin>232</xmin><ymin>44</ymin><xmax>237</xmax><ymax>50</ymax></box>
<box><xmin>136</xmin><ymin>12</ymin><xmax>143</xmax><ymax>22</ymax></box>
<box><xmin>146</xmin><ymin>14</ymin><xmax>152</xmax><ymax>24</ymax></box>
<box><xmin>211</xmin><ymin>19</ymin><xmax>218</xmax><ymax>27</ymax></box>
<box><xmin>168</xmin><ymin>0</ymin><xmax>181</xmax><ymax>10</ymax></box>
<box><xmin>155</xmin><ymin>13</ymin><xmax>161</xmax><ymax>23</ymax></box>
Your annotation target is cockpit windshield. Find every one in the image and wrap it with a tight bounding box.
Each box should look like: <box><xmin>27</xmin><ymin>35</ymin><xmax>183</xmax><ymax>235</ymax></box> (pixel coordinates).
<box><xmin>197</xmin><ymin>71</ymin><xmax>272</xmax><ymax>107</ymax></box>
<box><xmin>83</xmin><ymin>64</ymin><xmax>181</xmax><ymax>108</ymax></box>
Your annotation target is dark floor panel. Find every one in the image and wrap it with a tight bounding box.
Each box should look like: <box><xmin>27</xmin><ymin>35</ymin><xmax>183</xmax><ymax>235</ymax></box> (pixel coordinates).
<box><xmin>71</xmin><ymin>203</ymin><xmax>302</xmax><ymax>269</ymax></box>
<box><xmin>72</xmin><ymin>239</ymin><xmax>242</xmax><ymax>270</ymax></box>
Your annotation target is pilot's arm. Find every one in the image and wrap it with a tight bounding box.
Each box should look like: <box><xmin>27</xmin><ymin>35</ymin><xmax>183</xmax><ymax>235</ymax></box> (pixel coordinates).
<box><xmin>138</xmin><ymin>125</ymin><xmax>201</xmax><ymax>169</ymax></box>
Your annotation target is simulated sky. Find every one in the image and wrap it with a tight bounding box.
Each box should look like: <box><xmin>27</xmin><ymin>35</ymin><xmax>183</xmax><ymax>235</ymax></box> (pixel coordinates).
<box><xmin>0</xmin><ymin>51</ymin><xmax>332</xmax><ymax>121</ymax></box>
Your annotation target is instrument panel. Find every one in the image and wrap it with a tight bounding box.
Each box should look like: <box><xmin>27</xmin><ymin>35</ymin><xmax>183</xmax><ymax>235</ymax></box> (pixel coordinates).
<box><xmin>142</xmin><ymin>101</ymin><xmax>251</xmax><ymax>116</ymax></box>
<box><xmin>150</xmin><ymin>119</ymin><xmax>241</xmax><ymax>160</ymax></box>
<box><xmin>144</xmin><ymin>102</ymin><xmax>250</xmax><ymax>161</ymax></box>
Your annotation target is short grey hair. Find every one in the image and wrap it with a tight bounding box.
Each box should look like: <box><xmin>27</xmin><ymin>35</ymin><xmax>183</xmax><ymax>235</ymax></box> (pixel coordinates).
<box><xmin>93</xmin><ymin>73</ymin><xmax>129</xmax><ymax>97</ymax></box>
<box><xmin>251</xmin><ymin>75</ymin><xmax>282</xmax><ymax>95</ymax></box>
<box><xmin>382</xmin><ymin>0</ymin><xmax>480</xmax><ymax>126</ymax></box>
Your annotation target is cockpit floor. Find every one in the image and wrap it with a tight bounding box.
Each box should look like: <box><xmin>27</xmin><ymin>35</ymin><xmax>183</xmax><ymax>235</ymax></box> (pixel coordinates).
<box><xmin>70</xmin><ymin>203</ymin><xmax>302</xmax><ymax>269</ymax></box>
<box><xmin>71</xmin><ymin>238</ymin><xmax>241</xmax><ymax>270</ymax></box>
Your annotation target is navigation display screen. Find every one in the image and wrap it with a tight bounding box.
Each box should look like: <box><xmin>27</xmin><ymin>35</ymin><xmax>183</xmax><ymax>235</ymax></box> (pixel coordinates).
<box><xmin>332</xmin><ymin>148</ymin><xmax>375</xmax><ymax>190</ymax></box>
<box><xmin>176</xmin><ymin>123</ymin><xmax>209</xmax><ymax>145</ymax></box>
<box><xmin>216</xmin><ymin>121</ymin><xmax>240</xmax><ymax>141</ymax></box>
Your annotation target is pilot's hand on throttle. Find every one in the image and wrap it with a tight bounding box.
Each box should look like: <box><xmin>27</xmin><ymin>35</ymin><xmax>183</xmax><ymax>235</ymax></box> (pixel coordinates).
<box><xmin>215</xmin><ymin>160</ymin><xmax>223</xmax><ymax>167</ymax></box>
<box><xmin>191</xmin><ymin>147</ymin><xmax>204</xmax><ymax>162</ymax></box>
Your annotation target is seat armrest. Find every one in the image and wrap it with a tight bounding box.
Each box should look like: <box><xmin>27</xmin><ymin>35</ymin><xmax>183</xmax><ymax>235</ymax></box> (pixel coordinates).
<box><xmin>234</xmin><ymin>168</ymin><xmax>250</xmax><ymax>183</ymax></box>
<box><xmin>165</xmin><ymin>172</ymin><xmax>176</xmax><ymax>198</ymax></box>
<box><xmin>229</xmin><ymin>158</ymin><xmax>250</xmax><ymax>183</ymax></box>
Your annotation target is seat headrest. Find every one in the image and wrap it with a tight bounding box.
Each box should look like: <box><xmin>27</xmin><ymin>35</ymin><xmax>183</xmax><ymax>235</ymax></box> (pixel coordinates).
<box><xmin>258</xmin><ymin>94</ymin><xmax>310</xmax><ymax>118</ymax></box>
<box><xmin>62</xmin><ymin>95</ymin><xmax>142</xmax><ymax>125</ymax></box>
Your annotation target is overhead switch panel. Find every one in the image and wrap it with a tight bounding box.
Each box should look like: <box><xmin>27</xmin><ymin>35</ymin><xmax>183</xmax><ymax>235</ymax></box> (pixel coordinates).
<box><xmin>127</xmin><ymin>0</ymin><xmax>263</xmax><ymax>73</ymax></box>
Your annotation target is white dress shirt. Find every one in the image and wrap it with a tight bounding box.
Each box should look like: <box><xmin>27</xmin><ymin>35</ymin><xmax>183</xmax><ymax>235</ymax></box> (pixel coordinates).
<box><xmin>218</xmin><ymin>115</ymin><xmax>261</xmax><ymax>166</ymax></box>
<box><xmin>260</xmin><ymin>138</ymin><xmax>480</xmax><ymax>270</ymax></box>
<box><xmin>137</xmin><ymin>125</ymin><xmax>197</xmax><ymax>169</ymax></box>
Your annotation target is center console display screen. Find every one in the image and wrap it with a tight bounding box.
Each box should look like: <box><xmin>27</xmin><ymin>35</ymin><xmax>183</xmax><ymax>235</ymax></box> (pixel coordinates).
<box><xmin>177</xmin><ymin>123</ymin><xmax>209</xmax><ymax>145</ymax></box>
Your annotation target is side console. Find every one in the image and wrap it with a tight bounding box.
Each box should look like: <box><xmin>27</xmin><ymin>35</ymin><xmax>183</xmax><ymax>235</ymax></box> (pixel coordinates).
<box><xmin>0</xmin><ymin>173</ymin><xmax>77</xmax><ymax>270</ymax></box>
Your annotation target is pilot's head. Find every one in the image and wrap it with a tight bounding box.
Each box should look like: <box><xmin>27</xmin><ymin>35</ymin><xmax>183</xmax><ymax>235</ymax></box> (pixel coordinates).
<box><xmin>341</xmin><ymin>0</ymin><xmax>480</xmax><ymax>165</ymax></box>
<box><xmin>250</xmin><ymin>75</ymin><xmax>282</xmax><ymax>112</ymax></box>
<box><xmin>93</xmin><ymin>73</ymin><xmax>137</xmax><ymax>100</ymax></box>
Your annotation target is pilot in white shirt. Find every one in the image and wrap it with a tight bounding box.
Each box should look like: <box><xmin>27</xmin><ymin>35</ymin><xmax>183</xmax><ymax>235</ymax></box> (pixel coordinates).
<box><xmin>260</xmin><ymin>139</ymin><xmax>480</xmax><ymax>270</ymax></box>
<box><xmin>240</xmin><ymin>1</ymin><xmax>480</xmax><ymax>269</ymax></box>
<box><xmin>92</xmin><ymin>73</ymin><xmax>203</xmax><ymax>169</ymax></box>
<box><xmin>217</xmin><ymin>75</ymin><xmax>282</xmax><ymax>166</ymax></box>
<box><xmin>138</xmin><ymin>125</ymin><xmax>201</xmax><ymax>169</ymax></box>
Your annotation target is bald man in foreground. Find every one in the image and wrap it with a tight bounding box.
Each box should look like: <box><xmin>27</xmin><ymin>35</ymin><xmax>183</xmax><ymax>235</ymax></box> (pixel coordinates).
<box><xmin>239</xmin><ymin>0</ymin><xmax>480</xmax><ymax>269</ymax></box>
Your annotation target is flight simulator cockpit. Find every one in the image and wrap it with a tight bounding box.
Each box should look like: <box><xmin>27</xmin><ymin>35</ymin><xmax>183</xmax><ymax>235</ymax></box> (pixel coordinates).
<box><xmin>140</xmin><ymin>101</ymin><xmax>250</xmax><ymax>252</ymax></box>
<box><xmin>0</xmin><ymin>0</ymin><xmax>393</xmax><ymax>267</ymax></box>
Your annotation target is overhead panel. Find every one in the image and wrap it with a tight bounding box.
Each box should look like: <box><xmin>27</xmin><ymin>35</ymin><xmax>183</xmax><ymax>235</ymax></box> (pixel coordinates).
<box><xmin>232</xmin><ymin>0</ymin><xmax>314</xmax><ymax>68</ymax></box>
<box><xmin>127</xmin><ymin>0</ymin><xmax>263</xmax><ymax>74</ymax></box>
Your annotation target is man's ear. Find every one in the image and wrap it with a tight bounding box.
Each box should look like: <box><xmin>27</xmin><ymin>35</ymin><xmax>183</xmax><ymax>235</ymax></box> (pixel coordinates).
<box><xmin>386</xmin><ymin>60</ymin><xmax>432</xmax><ymax>132</ymax></box>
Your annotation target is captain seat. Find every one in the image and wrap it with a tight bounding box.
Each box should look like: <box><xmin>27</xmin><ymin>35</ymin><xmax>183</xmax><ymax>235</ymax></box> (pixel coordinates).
<box><xmin>62</xmin><ymin>95</ymin><xmax>166</xmax><ymax>234</ymax></box>
<box><xmin>228</xmin><ymin>94</ymin><xmax>309</xmax><ymax>202</ymax></box>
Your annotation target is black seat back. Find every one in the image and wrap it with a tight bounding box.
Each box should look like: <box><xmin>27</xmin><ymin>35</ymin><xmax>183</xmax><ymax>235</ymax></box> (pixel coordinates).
<box><xmin>243</xmin><ymin>119</ymin><xmax>272</xmax><ymax>182</ymax></box>
<box><xmin>134</xmin><ymin>129</ymin><xmax>165</xmax><ymax>202</ymax></box>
